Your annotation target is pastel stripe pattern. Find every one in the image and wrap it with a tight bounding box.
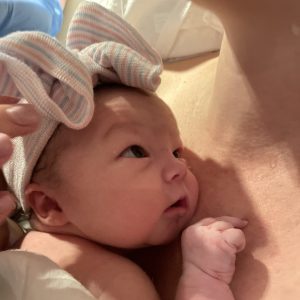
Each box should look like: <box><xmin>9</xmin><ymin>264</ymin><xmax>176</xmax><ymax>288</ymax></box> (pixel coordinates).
<box><xmin>0</xmin><ymin>1</ymin><xmax>163</xmax><ymax>210</ymax></box>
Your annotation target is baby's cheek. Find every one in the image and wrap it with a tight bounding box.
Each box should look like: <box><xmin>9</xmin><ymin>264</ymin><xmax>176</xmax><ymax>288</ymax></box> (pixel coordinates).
<box><xmin>187</xmin><ymin>173</ymin><xmax>199</xmax><ymax>211</ymax></box>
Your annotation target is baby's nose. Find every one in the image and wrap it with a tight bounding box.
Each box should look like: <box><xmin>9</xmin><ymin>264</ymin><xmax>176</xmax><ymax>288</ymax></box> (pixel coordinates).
<box><xmin>162</xmin><ymin>156</ymin><xmax>187</xmax><ymax>183</ymax></box>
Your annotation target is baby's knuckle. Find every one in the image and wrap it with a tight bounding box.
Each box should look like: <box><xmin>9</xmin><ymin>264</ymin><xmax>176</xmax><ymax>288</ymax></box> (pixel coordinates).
<box><xmin>182</xmin><ymin>224</ymin><xmax>204</xmax><ymax>243</ymax></box>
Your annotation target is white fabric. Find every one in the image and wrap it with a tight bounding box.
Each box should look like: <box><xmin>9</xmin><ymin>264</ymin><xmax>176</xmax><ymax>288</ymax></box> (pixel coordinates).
<box><xmin>0</xmin><ymin>250</ymin><xmax>96</xmax><ymax>300</ymax></box>
<box><xmin>91</xmin><ymin>0</ymin><xmax>224</xmax><ymax>60</ymax></box>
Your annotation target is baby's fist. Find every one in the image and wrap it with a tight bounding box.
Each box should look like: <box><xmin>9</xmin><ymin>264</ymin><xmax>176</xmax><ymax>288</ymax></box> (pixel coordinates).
<box><xmin>181</xmin><ymin>216</ymin><xmax>247</xmax><ymax>284</ymax></box>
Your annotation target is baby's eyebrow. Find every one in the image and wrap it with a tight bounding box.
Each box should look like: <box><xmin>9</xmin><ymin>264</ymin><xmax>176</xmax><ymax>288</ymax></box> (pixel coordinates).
<box><xmin>102</xmin><ymin>121</ymin><xmax>141</xmax><ymax>139</ymax></box>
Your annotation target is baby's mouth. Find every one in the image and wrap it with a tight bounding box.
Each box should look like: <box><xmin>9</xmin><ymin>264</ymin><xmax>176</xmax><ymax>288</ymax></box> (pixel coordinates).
<box><xmin>164</xmin><ymin>197</ymin><xmax>188</xmax><ymax>214</ymax></box>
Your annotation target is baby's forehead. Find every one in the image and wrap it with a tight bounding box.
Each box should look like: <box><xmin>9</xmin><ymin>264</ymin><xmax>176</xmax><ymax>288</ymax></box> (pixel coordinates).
<box><xmin>54</xmin><ymin>86</ymin><xmax>180</xmax><ymax>145</ymax></box>
<box><xmin>48</xmin><ymin>86</ymin><xmax>180</xmax><ymax>154</ymax></box>
<box><xmin>93</xmin><ymin>86</ymin><xmax>177</xmax><ymax>128</ymax></box>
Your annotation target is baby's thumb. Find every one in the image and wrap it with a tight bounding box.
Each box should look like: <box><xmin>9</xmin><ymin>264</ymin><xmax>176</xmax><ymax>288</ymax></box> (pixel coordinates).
<box><xmin>223</xmin><ymin>228</ymin><xmax>246</xmax><ymax>252</ymax></box>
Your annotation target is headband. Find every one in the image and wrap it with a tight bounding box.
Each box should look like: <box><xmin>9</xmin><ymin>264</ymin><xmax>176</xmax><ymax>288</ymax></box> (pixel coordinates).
<box><xmin>0</xmin><ymin>1</ymin><xmax>162</xmax><ymax>210</ymax></box>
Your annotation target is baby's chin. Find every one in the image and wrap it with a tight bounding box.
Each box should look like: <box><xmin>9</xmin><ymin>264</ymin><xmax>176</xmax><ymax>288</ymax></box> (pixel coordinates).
<box><xmin>77</xmin><ymin>216</ymin><xmax>191</xmax><ymax>250</ymax></box>
<box><xmin>108</xmin><ymin>229</ymin><xmax>183</xmax><ymax>250</ymax></box>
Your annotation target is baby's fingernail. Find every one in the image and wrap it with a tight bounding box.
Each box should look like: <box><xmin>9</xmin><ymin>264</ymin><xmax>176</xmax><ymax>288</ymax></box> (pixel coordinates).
<box><xmin>0</xmin><ymin>133</ymin><xmax>13</xmax><ymax>158</ymax></box>
<box><xmin>6</xmin><ymin>104</ymin><xmax>40</xmax><ymax>126</ymax></box>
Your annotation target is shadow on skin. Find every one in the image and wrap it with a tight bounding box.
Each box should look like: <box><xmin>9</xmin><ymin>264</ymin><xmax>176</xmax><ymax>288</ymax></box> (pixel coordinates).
<box><xmin>0</xmin><ymin>170</ymin><xmax>7</xmax><ymax>190</ymax></box>
<box><xmin>130</xmin><ymin>148</ymin><xmax>269</xmax><ymax>300</ymax></box>
<box><xmin>163</xmin><ymin>52</ymin><xmax>219</xmax><ymax>73</ymax></box>
<box><xmin>185</xmin><ymin>149</ymin><xmax>269</xmax><ymax>300</ymax></box>
<box><xmin>220</xmin><ymin>31</ymin><xmax>300</xmax><ymax>183</ymax></box>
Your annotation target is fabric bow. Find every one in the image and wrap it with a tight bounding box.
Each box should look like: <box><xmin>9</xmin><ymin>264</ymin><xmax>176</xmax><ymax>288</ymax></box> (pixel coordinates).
<box><xmin>0</xmin><ymin>1</ymin><xmax>163</xmax><ymax>210</ymax></box>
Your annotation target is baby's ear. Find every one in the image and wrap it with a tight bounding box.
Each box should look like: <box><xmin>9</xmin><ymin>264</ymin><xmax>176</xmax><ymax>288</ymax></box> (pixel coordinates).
<box><xmin>25</xmin><ymin>183</ymin><xmax>68</xmax><ymax>227</ymax></box>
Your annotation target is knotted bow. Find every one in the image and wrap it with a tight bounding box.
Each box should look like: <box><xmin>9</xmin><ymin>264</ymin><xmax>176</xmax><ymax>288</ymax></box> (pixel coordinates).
<box><xmin>0</xmin><ymin>1</ymin><xmax>162</xmax><ymax>210</ymax></box>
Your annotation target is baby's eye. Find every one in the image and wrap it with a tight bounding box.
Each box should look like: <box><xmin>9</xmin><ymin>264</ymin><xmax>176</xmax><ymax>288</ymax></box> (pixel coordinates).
<box><xmin>173</xmin><ymin>148</ymin><xmax>182</xmax><ymax>158</ymax></box>
<box><xmin>120</xmin><ymin>145</ymin><xmax>148</xmax><ymax>158</ymax></box>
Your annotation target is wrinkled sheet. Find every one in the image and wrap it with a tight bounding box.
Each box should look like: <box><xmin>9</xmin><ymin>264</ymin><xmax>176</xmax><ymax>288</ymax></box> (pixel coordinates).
<box><xmin>89</xmin><ymin>0</ymin><xmax>223</xmax><ymax>60</ymax></box>
<box><xmin>0</xmin><ymin>250</ymin><xmax>95</xmax><ymax>300</ymax></box>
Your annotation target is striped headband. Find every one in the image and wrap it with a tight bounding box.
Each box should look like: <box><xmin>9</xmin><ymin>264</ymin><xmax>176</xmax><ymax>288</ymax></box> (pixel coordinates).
<box><xmin>0</xmin><ymin>1</ymin><xmax>162</xmax><ymax>211</ymax></box>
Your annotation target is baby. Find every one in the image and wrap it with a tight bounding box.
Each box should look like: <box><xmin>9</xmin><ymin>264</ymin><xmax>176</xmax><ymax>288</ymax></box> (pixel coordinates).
<box><xmin>20</xmin><ymin>84</ymin><xmax>246</xmax><ymax>300</ymax></box>
<box><xmin>0</xmin><ymin>1</ymin><xmax>246</xmax><ymax>299</ymax></box>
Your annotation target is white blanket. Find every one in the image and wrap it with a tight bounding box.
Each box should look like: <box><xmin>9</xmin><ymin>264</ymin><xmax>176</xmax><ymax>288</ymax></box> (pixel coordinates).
<box><xmin>0</xmin><ymin>250</ymin><xmax>95</xmax><ymax>300</ymax></box>
<box><xmin>89</xmin><ymin>0</ymin><xmax>223</xmax><ymax>60</ymax></box>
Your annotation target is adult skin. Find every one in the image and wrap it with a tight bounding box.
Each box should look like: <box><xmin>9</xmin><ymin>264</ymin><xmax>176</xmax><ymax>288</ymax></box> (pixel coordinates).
<box><xmin>0</xmin><ymin>97</ymin><xmax>40</xmax><ymax>249</ymax></box>
<box><xmin>133</xmin><ymin>0</ymin><xmax>300</xmax><ymax>299</ymax></box>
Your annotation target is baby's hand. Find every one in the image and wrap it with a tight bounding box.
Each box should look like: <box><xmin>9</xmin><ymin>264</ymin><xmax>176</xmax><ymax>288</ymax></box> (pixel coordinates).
<box><xmin>181</xmin><ymin>216</ymin><xmax>247</xmax><ymax>284</ymax></box>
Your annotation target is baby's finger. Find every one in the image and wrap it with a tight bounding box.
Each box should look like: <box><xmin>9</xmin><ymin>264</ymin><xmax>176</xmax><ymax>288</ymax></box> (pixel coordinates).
<box><xmin>0</xmin><ymin>103</ymin><xmax>40</xmax><ymax>137</ymax></box>
<box><xmin>215</xmin><ymin>216</ymin><xmax>248</xmax><ymax>228</ymax></box>
<box><xmin>197</xmin><ymin>216</ymin><xmax>248</xmax><ymax>228</ymax></box>
<box><xmin>223</xmin><ymin>228</ymin><xmax>246</xmax><ymax>252</ymax></box>
<box><xmin>209</xmin><ymin>220</ymin><xmax>235</xmax><ymax>231</ymax></box>
<box><xmin>197</xmin><ymin>217</ymin><xmax>217</xmax><ymax>226</ymax></box>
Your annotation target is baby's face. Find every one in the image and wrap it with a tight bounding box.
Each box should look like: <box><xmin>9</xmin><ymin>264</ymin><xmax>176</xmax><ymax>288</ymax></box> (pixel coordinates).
<box><xmin>48</xmin><ymin>87</ymin><xmax>198</xmax><ymax>248</ymax></box>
